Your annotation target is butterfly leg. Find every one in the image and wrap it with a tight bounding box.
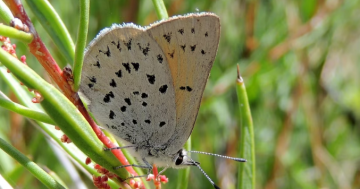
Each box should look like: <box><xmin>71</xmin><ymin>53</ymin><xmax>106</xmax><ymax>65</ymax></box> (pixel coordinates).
<box><xmin>141</xmin><ymin>158</ymin><xmax>153</xmax><ymax>175</ymax></box>
<box><xmin>114</xmin><ymin>164</ymin><xmax>151</xmax><ymax>170</ymax></box>
<box><xmin>158</xmin><ymin>166</ymin><xmax>168</xmax><ymax>175</ymax></box>
<box><xmin>104</xmin><ymin>145</ymin><xmax>137</xmax><ymax>151</ymax></box>
<box><xmin>120</xmin><ymin>174</ymin><xmax>149</xmax><ymax>181</ymax></box>
<box><xmin>115</xmin><ymin>159</ymin><xmax>153</xmax><ymax>182</ymax></box>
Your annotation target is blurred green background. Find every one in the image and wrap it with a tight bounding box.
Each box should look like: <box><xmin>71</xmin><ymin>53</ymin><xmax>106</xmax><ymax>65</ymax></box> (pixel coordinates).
<box><xmin>1</xmin><ymin>0</ymin><xmax>360</xmax><ymax>188</ymax></box>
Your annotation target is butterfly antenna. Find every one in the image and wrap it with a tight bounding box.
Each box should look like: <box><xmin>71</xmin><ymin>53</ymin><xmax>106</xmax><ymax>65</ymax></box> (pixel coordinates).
<box><xmin>187</xmin><ymin>156</ymin><xmax>220</xmax><ymax>189</ymax></box>
<box><xmin>188</xmin><ymin>151</ymin><xmax>246</xmax><ymax>162</ymax></box>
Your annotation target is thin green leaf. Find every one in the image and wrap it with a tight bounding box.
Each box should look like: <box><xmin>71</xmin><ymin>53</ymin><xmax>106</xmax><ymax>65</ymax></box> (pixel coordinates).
<box><xmin>151</xmin><ymin>0</ymin><xmax>168</xmax><ymax>19</ymax></box>
<box><xmin>47</xmin><ymin>171</ymin><xmax>69</xmax><ymax>189</ymax></box>
<box><xmin>25</xmin><ymin>0</ymin><xmax>75</xmax><ymax>66</ymax></box>
<box><xmin>0</xmin><ymin>24</ymin><xmax>33</xmax><ymax>43</ymax></box>
<box><xmin>0</xmin><ymin>1</ymin><xmax>13</xmax><ymax>23</ymax></box>
<box><xmin>0</xmin><ymin>138</ymin><xmax>66</xmax><ymax>189</ymax></box>
<box><xmin>72</xmin><ymin>0</ymin><xmax>90</xmax><ymax>92</ymax></box>
<box><xmin>236</xmin><ymin>65</ymin><xmax>256</xmax><ymax>189</ymax></box>
<box><xmin>0</xmin><ymin>91</ymin><xmax>55</xmax><ymax>125</ymax></box>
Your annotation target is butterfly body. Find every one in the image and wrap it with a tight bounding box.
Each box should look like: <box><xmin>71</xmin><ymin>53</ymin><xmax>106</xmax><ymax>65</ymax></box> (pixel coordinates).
<box><xmin>80</xmin><ymin>13</ymin><xmax>220</xmax><ymax>169</ymax></box>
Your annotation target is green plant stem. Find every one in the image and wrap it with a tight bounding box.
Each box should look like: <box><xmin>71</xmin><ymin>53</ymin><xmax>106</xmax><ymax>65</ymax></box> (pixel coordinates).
<box><xmin>25</xmin><ymin>0</ymin><xmax>75</xmax><ymax>66</ymax></box>
<box><xmin>0</xmin><ymin>92</ymin><xmax>55</xmax><ymax>125</ymax></box>
<box><xmin>151</xmin><ymin>0</ymin><xmax>168</xmax><ymax>19</ymax></box>
<box><xmin>46</xmin><ymin>170</ymin><xmax>68</xmax><ymax>189</ymax></box>
<box><xmin>0</xmin><ymin>138</ymin><xmax>66</xmax><ymax>189</ymax></box>
<box><xmin>0</xmin><ymin>24</ymin><xmax>33</xmax><ymax>43</ymax></box>
<box><xmin>176</xmin><ymin>137</ymin><xmax>191</xmax><ymax>189</ymax></box>
<box><xmin>236</xmin><ymin>65</ymin><xmax>255</xmax><ymax>189</ymax></box>
<box><xmin>0</xmin><ymin>1</ymin><xmax>13</xmax><ymax>23</ymax></box>
<box><xmin>73</xmin><ymin>0</ymin><xmax>90</xmax><ymax>92</ymax></box>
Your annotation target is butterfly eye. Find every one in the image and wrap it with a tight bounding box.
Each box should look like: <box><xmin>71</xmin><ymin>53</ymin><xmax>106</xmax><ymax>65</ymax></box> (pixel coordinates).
<box><xmin>175</xmin><ymin>156</ymin><xmax>183</xmax><ymax>165</ymax></box>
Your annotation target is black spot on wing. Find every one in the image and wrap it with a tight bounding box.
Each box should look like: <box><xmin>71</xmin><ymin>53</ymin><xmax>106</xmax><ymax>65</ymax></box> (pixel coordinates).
<box><xmin>205</xmin><ymin>32</ymin><xmax>208</xmax><ymax>37</ymax></box>
<box><xmin>110</xmin><ymin>79</ymin><xmax>116</xmax><ymax>87</ymax></box>
<box><xmin>180</xmin><ymin>45</ymin><xmax>186</xmax><ymax>52</ymax></box>
<box><xmin>146</xmin><ymin>74</ymin><xmax>155</xmax><ymax>84</ymax></box>
<box><xmin>124</xmin><ymin>98</ymin><xmax>131</xmax><ymax>105</ymax></box>
<box><xmin>163</xmin><ymin>32</ymin><xmax>172</xmax><ymax>43</ymax></box>
<box><xmin>131</xmin><ymin>62</ymin><xmax>139</xmax><ymax>71</ymax></box>
<box><xmin>88</xmin><ymin>83</ymin><xmax>94</xmax><ymax>88</ymax></box>
<box><xmin>168</xmin><ymin>50</ymin><xmax>174</xmax><ymax>59</ymax></box>
<box><xmin>157</xmin><ymin>54</ymin><xmax>163</xmax><ymax>63</ymax></box>
<box><xmin>159</xmin><ymin>85</ymin><xmax>168</xmax><ymax>93</ymax></box>
<box><xmin>142</xmin><ymin>47</ymin><xmax>150</xmax><ymax>55</ymax></box>
<box><xmin>122</xmin><ymin>63</ymin><xmax>131</xmax><ymax>73</ymax></box>
<box><xmin>180</xmin><ymin>86</ymin><xmax>192</xmax><ymax>92</ymax></box>
<box><xmin>141</xmin><ymin>93</ymin><xmax>148</xmax><ymax>98</ymax></box>
<box><xmin>145</xmin><ymin>120</ymin><xmax>151</xmax><ymax>124</ymax></box>
<box><xmin>111</xmin><ymin>125</ymin><xmax>116</xmax><ymax>129</ymax></box>
<box><xmin>133</xmin><ymin>120</ymin><xmax>137</xmax><ymax>124</ymax></box>
<box><xmin>159</xmin><ymin>121</ymin><xmax>166</xmax><ymax>127</ymax></box>
<box><xmin>190</xmin><ymin>45</ymin><xmax>196</xmax><ymax>51</ymax></box>
<box><xmin>201</xmin><ymin>50</ymin><xmax>206</xmax><ymax>55</ymax></box>
<box><xmin>178</xmin><ymin>29</ymin><xmax>184</xmax><ymax>35</ymax></box>
<box><xmin>133</xmin><ymin>91</ymin><xmax>139</xmax><ymax>95</ymax></box>
<box><xmin>99</xmin><ymin>46</ymin><xmax>111</xmax><ymax>57</ymax></box>
<box><xmin>93</xmin><ymin>60</ymin><xmax>100</xmax><ymax>68</ymax></box>
<box><xmin>109</xmin><ymin>110</ymin><xmax>115</xmax><ymax>119</ymax></box>
<box><xmin>120</xmin><ymin>106</ymin><xmax>126</xmax><ymax>112</ymax></box>
<box><xmin>111</xmin><ymin>40</ymin><xmax>121</xmax><ymax>51</ymax></box>
<box><xmin>103</xmin><ymin>91</ymin><xmax>114</xmax><ymax>103</ymax></box>
<box><xmin>142</xmin><ymin>102</ymin><xmax>147</xmax><ymax>107</ymax></box>
<box><xmin>88</xmin><ymin>76</ymin><xmax>96</xmax><ymax>83</ymax></box>
<box><xmin>191</xmin><ymin>28</ymin><xmax>195</xmax><ymax>33</ymax></box>
<box><xmin>137</xmin><ymin>43</ymin><xmax>150</xmax><ymax>56</ymax></box>
<box><xmin>115</xmin><ymin>70</ymin><xmax>122</xmax><ymax>78</ymax></box>
<box><xmin>124</xmin><ymin>39</ymin><xmax>132</xmax><ymax>50</ymax></box>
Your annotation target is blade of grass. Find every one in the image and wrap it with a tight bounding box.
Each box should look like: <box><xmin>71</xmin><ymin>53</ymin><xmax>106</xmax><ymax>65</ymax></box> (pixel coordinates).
<box><xmin>0</xmin><ymin>1</ymin><xmax>13</xmax><ymax>23</ymax></box>
<box><xmin>0</xmin><ymin>91</ymin><xmax>55</xmax><ymax>125</ymax></box>
<box><xmin>46</xmin><ymin>169</ymin><xmax>69</xmax><ymax>189</ymax></box>
<box><xmin>236</xmin><ymin>65</ymin><xmax>255</xmax><ymax>189</ymax></box>
<box><xmin>0</xmin><ymin>137</ymin><xmax>66</xmax><ymax>189</ymax></box>
<box><xmin>72</xmin><ymin>0</ymin><xmax>89</xmax><ymax>92</ymax></box>
<box><xmin>25</xmin><ymin>0</ymin><xmax>75</xmax><ymax>66</ymax></box>
<box><xmin>151</xmin><ymin>0</ymin><xmax>168</xmax><ymax>19</ymax></box>
<box><xmin>0</xmin><ymin>24</ymin><xmax>33</xmax><ymax>43</ymax></box>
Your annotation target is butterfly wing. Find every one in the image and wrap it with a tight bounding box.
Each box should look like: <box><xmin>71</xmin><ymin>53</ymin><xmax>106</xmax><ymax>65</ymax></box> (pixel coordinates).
<box><xmin>80</xmin><ymin>25</ymin><xmax>177</xmax><ymax>147</ymax></box>
<box><xmin>147</xmin><ymin>13</ymin><xmax>220</xmax><ymax>153</ymax></box>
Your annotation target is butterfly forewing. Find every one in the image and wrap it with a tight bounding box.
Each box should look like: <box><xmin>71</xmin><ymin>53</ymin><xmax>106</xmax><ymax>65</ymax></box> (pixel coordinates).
<box><xmin>80</xmin><ymin>26</ymin><xmax>177</xmax><ymax>147</ymax></box>
<box><xmin>147</xmin><ymin>13</ymin><xmax>220</xmax><ymax>153</ymax></box>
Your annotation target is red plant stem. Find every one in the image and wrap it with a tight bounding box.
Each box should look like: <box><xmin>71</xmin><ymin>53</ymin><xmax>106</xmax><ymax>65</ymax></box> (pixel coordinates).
<box><xmin>152</xmin><ymin>165</ymin><xmax>161</xmax><ymax>189</ymax></box>
<box><xmin>3</xmin><ymin>0</ymin><xmax>139</xmax><ymax>180</ymax></box>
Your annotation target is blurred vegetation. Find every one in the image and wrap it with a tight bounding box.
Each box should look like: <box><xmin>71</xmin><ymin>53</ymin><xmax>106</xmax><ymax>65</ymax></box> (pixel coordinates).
<box><xmin>1</xmin><ymin>0</ymin><xmax>360</xmax><ymax>189</ymax></box>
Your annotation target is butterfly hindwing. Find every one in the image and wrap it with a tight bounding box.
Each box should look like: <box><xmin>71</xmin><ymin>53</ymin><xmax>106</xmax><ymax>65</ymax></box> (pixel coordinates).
<box><xmin>80</xmin><ymin>26</ymin><xmax>177</xmax><ymax>147</ymax></box>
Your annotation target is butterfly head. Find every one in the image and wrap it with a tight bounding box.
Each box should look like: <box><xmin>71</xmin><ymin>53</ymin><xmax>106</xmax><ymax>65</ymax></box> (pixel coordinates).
<box><xmin>172</xmin><ymin>149</ymin><xmax>199</xmax><ymax>168</ymax></box>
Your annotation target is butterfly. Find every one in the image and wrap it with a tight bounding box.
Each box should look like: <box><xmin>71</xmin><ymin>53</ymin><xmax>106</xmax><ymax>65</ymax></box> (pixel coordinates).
<box><xmin>80</xmin><ymin>12</ymin><xmax>245</xmax><ymax>189</ymax></box>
